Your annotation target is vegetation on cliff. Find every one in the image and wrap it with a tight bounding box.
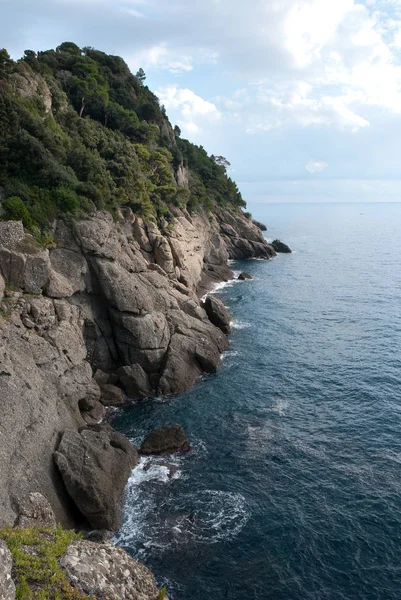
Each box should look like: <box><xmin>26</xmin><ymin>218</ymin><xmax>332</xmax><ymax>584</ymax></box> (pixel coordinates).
<box><xmin>0</xmin><ymin>43</ymin><xmax>245</xmax><ymax>242</ymax></box>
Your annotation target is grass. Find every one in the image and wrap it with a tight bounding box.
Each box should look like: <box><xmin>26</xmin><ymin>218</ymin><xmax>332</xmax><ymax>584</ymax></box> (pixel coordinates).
<box><xmin>0</xmin><ymin>525</ymin><xmax>91</xmax><ymax>600</ymax></box>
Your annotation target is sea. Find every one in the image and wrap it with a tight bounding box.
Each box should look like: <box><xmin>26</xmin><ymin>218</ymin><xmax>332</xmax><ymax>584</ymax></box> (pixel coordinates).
<box><xmin>112</xmin><ymin>202</ymin><xmax>401</xmax><ymax>600</ymax></box>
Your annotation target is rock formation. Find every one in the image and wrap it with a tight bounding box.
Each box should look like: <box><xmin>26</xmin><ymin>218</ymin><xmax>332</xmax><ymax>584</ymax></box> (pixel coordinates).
<box><xmin>0</xmin><ymin>205</ymin><xmax>274</xmax><ymax>529</ymax></box>
<box><xmin>252</xmin><ymin>219</ymin><xmax>267</xmax><ymax>231</ymax></box>
<box><xmin>60</xmin><ymin>540</ymin><xmax>164</xmax><ymax>600</ymax></box>
<box><xmin>140</xmin><ymin>424</ymin><xmax>190</xmax><ymax>455</ymax></box>
<box><xmin>202</xmin><ymin>295</ymin><xmax>232</xmax><ymax>334</ymax></box>
<box><xmin>271</xmin><ymin>239</ymin><xmax>292</xmax><ymax>253</ymax></box>
<box><xmin>238</xmin><ymin>272</ymin><xmax>253</xmax><ymax>280</ymax></box>
<box><xmin>0</xmin><ymin>541</ymin><xmax>15</xmax><ymax>600</ymax></box>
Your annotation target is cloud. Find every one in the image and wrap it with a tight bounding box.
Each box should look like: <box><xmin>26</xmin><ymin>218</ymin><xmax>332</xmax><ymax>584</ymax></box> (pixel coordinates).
<box><xmin>305</xmin><ymin>160</ymin><xmax>328</xmax><ymax>173</ymax></box>
<box><xmin>155</xmin><ymin>86</ymin><xmax>221</xmax><ymax>135</ymax></box>
<box><xmin>4</xmin><ymin>0</ymin><xmax>401</xmax><ymax>197</ymax></box>
<box><xmin>128</xmin><ymin>43</ymin><xmax>193</xmax><ymax>74</ymax></box>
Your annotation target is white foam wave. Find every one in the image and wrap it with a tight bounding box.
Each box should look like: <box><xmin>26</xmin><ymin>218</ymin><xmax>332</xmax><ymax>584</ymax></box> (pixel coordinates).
<box><xmin>271</xmin><ymin>399</ymin><xmax>289</xmax><ymax>416</ymax></box>
<box><xmin>161</xmin><ymin>489</ymin><xmax>250</xmax><ymax>544</ymax></box>
<box><xmin>232</xmin><ymin>319</ymin><xmax>250</xmax><ymax>330</ymax></box>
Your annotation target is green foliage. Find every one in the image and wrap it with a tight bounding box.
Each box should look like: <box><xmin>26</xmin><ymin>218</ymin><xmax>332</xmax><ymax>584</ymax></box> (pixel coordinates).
<box><xmin>158</xmin><ymin>585</ymin><xmax>167</xmax><ymax>600</ymax></box>
<box><xmin>0</xmin><ymin>42</ymin><xmax>248</xmax><ymax>241</ymax></box>
<box><xmin>135</xmin><ymin>67</ymin><xmax>146</xmax><ymax>85</ymax></box>
<box><xmin>0</xmin><ymin>525</ymin><xmax>90</xmax><ymax>600</ymax></box>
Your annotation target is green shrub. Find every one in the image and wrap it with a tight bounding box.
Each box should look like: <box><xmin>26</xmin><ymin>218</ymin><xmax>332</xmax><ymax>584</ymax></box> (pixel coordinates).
<box><xmin>0</xmin><ymin>525</ymin><xmax>90</xmax><ymax>600</ymax></box>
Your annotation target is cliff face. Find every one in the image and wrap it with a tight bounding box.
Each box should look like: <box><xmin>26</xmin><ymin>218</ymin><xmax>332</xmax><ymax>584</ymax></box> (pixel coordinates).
<box><xmin>0</xmin><ymin>207</ymin><xmax>275</xmax><ymax>529</ymax></box>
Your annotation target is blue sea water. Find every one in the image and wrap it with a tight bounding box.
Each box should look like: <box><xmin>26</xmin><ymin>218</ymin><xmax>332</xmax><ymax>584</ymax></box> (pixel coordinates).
<box><xmin>113</xmin><ymin>202</ymin><xmax>401</xmax><ymax>600</ymax></box>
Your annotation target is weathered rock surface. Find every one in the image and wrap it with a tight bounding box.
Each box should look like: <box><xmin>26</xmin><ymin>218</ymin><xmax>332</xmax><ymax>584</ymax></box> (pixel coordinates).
<box><xmin>202</xmin><ymin>296</ymin><xmax>232</xmax><ymax>334</ymax></box>
<box><xmin>238</xmin><ymin>272</ymin><xmax>253</xmax><ymax>280</ymax></box>
<box><xmin>271</xmin><ymin>239</ymin><xmax>292</xmax><ymax>253</ymax></box>
<box><xmin>60</xmin><ymin>540</ymin><xmax>162</xmax><ymax>600</ymax></box>
<box><xmin>54</xmin><ymin>425</ymin><xmax>138</xmax><ymax>530</ymax></box>
<box><xmin>17</xmin><ymin>492</ymin><xmax>56</xmax><ymax>529</ymax></box>
<box><xmin>0</xmin><ymin>540</ymin><xmax>15</xmax><ymax>600</ymax></box>
<box><xmin>140</xmin><ymin>424</ymin><xmax>190</xmax><ymax>455</ymax></box>
<box><xmin>99</xmin><ymin>383</ymin><xmax>125</xmax><ymax>406</ymax></box>
<box><xmin>0</xmin><ymin>205</ymin><xmax>275</xmax><ymax>529</ymax></box>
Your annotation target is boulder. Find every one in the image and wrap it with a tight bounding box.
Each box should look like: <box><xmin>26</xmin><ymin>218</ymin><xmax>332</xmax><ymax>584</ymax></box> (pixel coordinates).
<box><xmin>252</xmin><ymin>219</ymin><xmax>267</xmax><ymax>231</ymax></box>
<box><xmin>271</xmin><ymin>239</ymin><xmax>292</xmax><ymax>253</ymax></box>
<box><xmin>17</xmin><ymin>492</ymin><xmax>56</xmax><ymax>529</ymax></box>
<box><xmin>54</xmin><ymin>425</ymin><xmax>138</xmax><ymax>530</ymax></box>
<box><xmin>60</xmin><ymin>540</ymin><xmax>161</xmax><ymax>600</ymax></box>
<box><xmin>99</xmin><ymin>384</ymin><xmax>125</xmax><ymax>407</ymax></box>
<box><xmin>140</xmin><ymin>424</ymin><xmax>190</xmax><ymax>455</ymax></box>
<box><xmin>238</xmin><ymin>272</ymin><xmax>252</xmax><ymax>280</ymax></box>
<box><xmin>202</xmin><ymin>295</ymin><xmax>232</xmax><ymax>334</ymax></box>
<box><xmin>117</xmin><ymin>364</ymin><xmax>153</xmax><ymax>400</ymax></box>
<box><xmin>0</xmin><ymin>541</ymin><xmax>15</xmax><ymax>600</ymax></box>
<box><xmin>0</xmin><ymin>221</ymin><xmax>24</xmax><ymax>249</ymax></box>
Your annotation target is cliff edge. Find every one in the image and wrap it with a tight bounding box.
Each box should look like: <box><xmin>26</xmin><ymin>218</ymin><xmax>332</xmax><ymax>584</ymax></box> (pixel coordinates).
<box><xmin>0</xmin><ymin>207</ymin><xmax>275</xmax><ymax>530</ymax></box>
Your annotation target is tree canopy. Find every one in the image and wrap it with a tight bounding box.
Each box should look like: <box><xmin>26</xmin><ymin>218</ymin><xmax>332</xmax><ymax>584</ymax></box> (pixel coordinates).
<box><xmin>0</xmin><ymin>43</ymin><xmax>246</xmax><ymax>243</ymax></box>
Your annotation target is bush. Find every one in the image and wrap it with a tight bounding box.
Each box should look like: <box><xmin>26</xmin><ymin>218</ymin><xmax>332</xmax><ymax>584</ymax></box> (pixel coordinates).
<box><xmin>2</xmin><ymin>196</ymin><xmax>34</xmax><ymax>228</ymax></box>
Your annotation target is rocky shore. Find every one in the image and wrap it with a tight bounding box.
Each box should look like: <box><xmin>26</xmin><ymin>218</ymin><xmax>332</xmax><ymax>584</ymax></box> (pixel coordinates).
<box><xmin>0</xmin><ymin>206</ymin><xmax>280</xmax><ymax>598</ymax></box>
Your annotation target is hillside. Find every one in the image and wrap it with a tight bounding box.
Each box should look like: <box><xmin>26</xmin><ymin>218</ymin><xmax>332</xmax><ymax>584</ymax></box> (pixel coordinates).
<box><xmin>0</xmin><ymin>42</ymin><xmax>245</xmax><ymax>243</ymax></box>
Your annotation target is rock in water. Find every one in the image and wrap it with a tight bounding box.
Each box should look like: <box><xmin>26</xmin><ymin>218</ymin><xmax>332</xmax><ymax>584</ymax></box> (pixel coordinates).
<box><xmin>54</xmin><ymin>425</ymin><xmax>138</xmax><ymax>530</ymax></box>
<box><xmin>0</xmin><ymin>541</ymin><xmax>15</xmax><ymax>600</ymax></box>
<box><xmin>238</xmin><ymin>272</ymin><xmax>252</xmax><ymax>280</ymax></box>
<box><xmin>202</xmin><ymin>296</ymin><xmax>232</xmax><ymax>334</ymax></box>
<box><xmin>60</xmin><ymin>540</ymin><xmax>161</xmax><ymax>600</ymax></box>
<box><xmin>140</xmin><ymin>424</ymin><xmax>190</xmax><ymax>455</ymax></box>
<box><xmin>17</xmin><ymin>492</ymin><xmax>56</xmax><ymax>529</ymax></box>
<box><xmin>271</xmin><ymin>239</ymin><xmax>292</xmax><ymax>253</ymax></box>
<box><xmin>252</xmin><ymin>219</ymin><xmax>267</xmax><ymax>231</ymax></box>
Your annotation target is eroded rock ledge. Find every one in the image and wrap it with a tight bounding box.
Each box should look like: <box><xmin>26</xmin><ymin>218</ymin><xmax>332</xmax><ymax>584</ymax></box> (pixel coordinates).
<box><xmin>0</xmin><ymin>206</ymin><xmax>275</xmax><ymax>530</ymax></box>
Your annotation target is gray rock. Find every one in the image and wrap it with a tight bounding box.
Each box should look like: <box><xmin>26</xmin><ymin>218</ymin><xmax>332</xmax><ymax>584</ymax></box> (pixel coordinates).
<box><xmin>0</xmin><ymin>540</ymin><xmax>15</xmax><ymax>600</ymax></box>
<box><xmin>117</xmin><ymin>364</ymin><xmax>152</xmax><ymax>400</ymax></box>
<box><xmin>54</xmin><ymin>425</ymin><xmax>138</xmax><ymax>530</ymax></box>
<box><xmin>100</xmin><ymin>384</ymin><xmax>125</xmax><ymax>407</ymax></box>
<box><xmin>23</xmin><ymin>252</ymin><xmax>51</xmax><ymax>294</ymax></box>
<box><xmin>17</xmin><ymin>492</ymin><xmax>56</xmax><ymax>529</ymax></box>
<box><xmin>60</xmin><ymin>540</ymin><xmax>161</xmax><ymax>600</ymax></box>
<box><xmin>49</xmin><ymin>248</ymin><xmax>88</xmax><ymax>293</ymax></box>
<box><xmin>0</xmin><ymin>221</ymin><xmax>24</xmax><ymax>249</ymax></box>
<box><xmin>140</xmin><ymin>424</ymin><xmax>190</xmax><ymax>455</ymax></box>
<box><xmin>252</xmin><ymin>219</ymin><xmax>267</xmax><ymax>231</ymax></box>
<box><xmin>202</xmin><ymin>296</ymin><xmax>232</xmax><ymax>334</ymax></box>
<box><xmin>271</xmin><ymin>239</ymin><xmax>292</xmax><ymax>253</ymax></box>
<box><xmin>238</xmin><ymin>272</ymin><xmax>253</xmax><ymax>280</ymax></box>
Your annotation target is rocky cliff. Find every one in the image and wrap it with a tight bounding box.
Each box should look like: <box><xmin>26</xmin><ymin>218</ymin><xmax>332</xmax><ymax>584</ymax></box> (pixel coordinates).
<box><xmin>0</xmin><ymin>206</ymin><xmax>275</xmax><ymax>531</ymax></box>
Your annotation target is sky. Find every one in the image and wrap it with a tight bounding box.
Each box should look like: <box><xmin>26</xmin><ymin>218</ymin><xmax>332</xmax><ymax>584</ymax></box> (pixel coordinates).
<box><xmin>2</xmin><ymin>0</ymin><xmax>401</xmax><ymax>205</ymax></box>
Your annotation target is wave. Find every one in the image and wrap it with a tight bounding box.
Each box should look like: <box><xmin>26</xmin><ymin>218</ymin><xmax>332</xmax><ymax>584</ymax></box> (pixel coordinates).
<box><xmin>232</xmin><ymin>319</ymin><xmax>251</xmax><ymax>330</ymax></box>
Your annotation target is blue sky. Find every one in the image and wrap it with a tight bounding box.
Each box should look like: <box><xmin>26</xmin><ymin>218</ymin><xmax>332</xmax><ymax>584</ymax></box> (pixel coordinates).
<box><xmin>2</xmin><ymin>0</ymin><xmax>401</xmax><ymax>204</ymax></box>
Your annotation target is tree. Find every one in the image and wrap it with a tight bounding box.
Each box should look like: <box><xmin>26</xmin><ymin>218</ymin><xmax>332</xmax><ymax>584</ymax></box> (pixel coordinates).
<box><xmin>135</xmin><ymin>68</ymin><xmax>146</xmax><ymax>85</ymax></box>
<box><xmin>212</xmin><ymin>155</ymin><xmax>231</xmax><ymax>169</ymax></box>
<box><xmin>0</xmin><ymin>49</ymin><xmax>13</xmax><ymax>77</ymax></box>
<box><xmin>56</xmin><ymin>42</ymin><xmax>81</xmax><ymax>56</ymax></box>
<box><xmin>174</xmin><ymin>125</ymin><xmax>181</xmax><ymax>137</ymax></box>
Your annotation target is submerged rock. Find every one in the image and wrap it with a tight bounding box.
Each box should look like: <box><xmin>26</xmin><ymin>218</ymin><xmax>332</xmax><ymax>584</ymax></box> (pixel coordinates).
<box><xmin>54</xmin><ymin>425</ymin><xmax>138</xmax><ymax>530</ymax></box>
<box><xmin>271</xmin><ymin>239</ymin><xmax>292</xmax><ymax>253</ymax></box>
<box><xmin>60</xmin><ymin>540</ymin><xmax>162</xmax><ymax>600</ymax></box>
<box><xmin>238</xmin><ymin>272</ymin><xmax>252</xmax><ymax>280</ymax></box>
<box><xmin>0</xmin><ymin>540</ymin><xmax>15</xmax><ymax>600</ymax></box>
<box><xmin>202</xmin><ymin>295</ymin><xmax>232</xmax><ymax>334</ymax></box>
<box><xmin>140</xmin><ymin>424</ymin><xmax>190</xmax><ymax>455</ymax></box>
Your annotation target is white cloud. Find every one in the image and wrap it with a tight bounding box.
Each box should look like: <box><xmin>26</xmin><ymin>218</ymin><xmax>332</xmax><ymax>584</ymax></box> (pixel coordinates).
<box><xmin>306</xmin><ymin>160</ymin><xmax>328</xmax><ymax>173</ymax></box>
<box><xmin>129</xmin><ymin>44</ymin><xmax>193</xmax><ymax>73</ymax></box>
<box><xmin>156</xmin><ymin>86</ymin><xmax>221</xmax><ymax>135</ymax></box>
